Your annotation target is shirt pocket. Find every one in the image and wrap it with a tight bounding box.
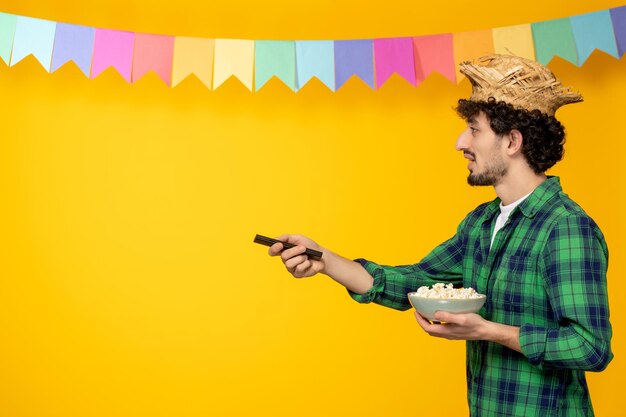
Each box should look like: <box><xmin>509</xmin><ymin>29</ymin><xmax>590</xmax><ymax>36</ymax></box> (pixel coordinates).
<box><xmin>491</xmin><ymin>255</ymin><xmax>536</xmax><ymax>316</ymax></box>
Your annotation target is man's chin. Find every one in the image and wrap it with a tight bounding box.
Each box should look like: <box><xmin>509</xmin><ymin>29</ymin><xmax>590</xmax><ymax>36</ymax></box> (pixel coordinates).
<box><xmin>467</xmin><ymin>174</ymin><xmax>495</xmax><ymax>186</ymax></box>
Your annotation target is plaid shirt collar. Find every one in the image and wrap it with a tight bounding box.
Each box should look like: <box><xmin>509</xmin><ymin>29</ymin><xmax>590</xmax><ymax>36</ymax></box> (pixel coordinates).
<box><xmin>484</xmin><ymin>176</ymin><xmax>563</xmax><ymax>220</ymax></box>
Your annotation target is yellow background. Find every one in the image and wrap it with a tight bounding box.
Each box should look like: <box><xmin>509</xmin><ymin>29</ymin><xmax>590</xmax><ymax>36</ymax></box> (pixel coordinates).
<box><xmin>1</xmin><ymin>1</ymin><xmax>625</xmax><ymax>416</ymax></box>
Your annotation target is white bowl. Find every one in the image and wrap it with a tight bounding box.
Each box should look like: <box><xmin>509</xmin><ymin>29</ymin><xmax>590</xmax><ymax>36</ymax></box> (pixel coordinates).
<box><xmin>407</xmin><ymin>292</ymin><xmax>486</xmax><ymax>321</ymax></box>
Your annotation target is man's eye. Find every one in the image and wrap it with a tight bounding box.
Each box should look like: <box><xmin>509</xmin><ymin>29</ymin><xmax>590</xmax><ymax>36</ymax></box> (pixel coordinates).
<box><xmin>470</xmin><ymin>127</ymin><xmax>478</xmax><ymax>133</ymax></box>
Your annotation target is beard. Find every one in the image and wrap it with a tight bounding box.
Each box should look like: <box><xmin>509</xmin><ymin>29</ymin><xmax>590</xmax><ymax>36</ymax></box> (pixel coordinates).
<box><xmin>467</xmin><ymin>162</ymin><xmax>507</xmax><ymax>186</ymax></box>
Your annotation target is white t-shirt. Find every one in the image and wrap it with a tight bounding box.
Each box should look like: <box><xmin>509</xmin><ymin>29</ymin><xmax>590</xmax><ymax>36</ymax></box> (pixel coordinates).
<box><xmin>490</xmin><ymin>192</ymin><xmax>532</xmax><ymax>250</ymax></box>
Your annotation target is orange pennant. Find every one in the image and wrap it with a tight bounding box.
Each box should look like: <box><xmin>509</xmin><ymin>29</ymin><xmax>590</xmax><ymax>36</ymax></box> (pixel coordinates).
<box><xmin>453</xmin><ymin>30</ymin><xmax>494</xmax><ymax>83</ymax></box>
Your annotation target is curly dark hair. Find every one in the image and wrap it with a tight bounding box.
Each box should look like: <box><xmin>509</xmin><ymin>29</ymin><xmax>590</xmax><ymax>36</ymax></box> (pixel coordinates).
<box><xmin>455</xmin><ymin>98</ymin><xmax>566</xmax><ymax>174</ymax></box>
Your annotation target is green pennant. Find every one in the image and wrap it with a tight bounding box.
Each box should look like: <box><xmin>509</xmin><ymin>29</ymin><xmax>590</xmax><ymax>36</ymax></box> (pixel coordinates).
<box><xmin>532</xmin><ymin>18</ymin><xmax>578</xmax><ymax>66</ymax></box>
<box><xmin>0</xmin><ymin>12</ymin><xmax>17</xmax><ymax>65</ymax></box>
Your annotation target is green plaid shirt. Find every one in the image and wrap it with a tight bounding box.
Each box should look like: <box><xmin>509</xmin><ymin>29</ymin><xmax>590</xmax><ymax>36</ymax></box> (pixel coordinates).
<box><xmin>350</xmin><ymin>177</ymin><xmax>612</xmax><ymax>417</ymax></box>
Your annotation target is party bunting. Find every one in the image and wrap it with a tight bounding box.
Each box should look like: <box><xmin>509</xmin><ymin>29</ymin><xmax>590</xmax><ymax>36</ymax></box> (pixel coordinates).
<box><xmin>11</xmin><ymin>16</ymin><xmax>56</xmax><ymax>71</ymax></box>
<box><xmin>0</xmin><ymin>12</ymin><xmax>17</xmax><ymax>65</ymax></box>
<box><xmin>610</xmin><ymin>6</ymin><xmax>626</xmax><ymax>57</ymax></box>
<box><xmin>51</xmin><ymin>23</ymin><xmax>95</xmax><ymax>76</ymax></box>
<box><xmin>532</xmin><ymin>18</ymin><xmax>578</xmax><ymax>66</ymax></box>
<box><xmin>132</xmin><ymin>33</ymin><xmax>174</xmax><ymax>85</ymax></box>
<box><xmin>91</xmin><ymin>29</ymin><xmax>134</xmax><ymax>82</ymax></box>
<box><xmin>255</xmin><ymin>41</ymin><xmax>296</xmax><ymax>91</ymax></box>
<box><xmin>171</xmin><ymin>37</ymin><xmax>215</xmax><ymax>88</ymax></box>
<box><xmin>374</xmin><ymin>38</ymin><xmax>416</xmax><ymax>88</ymax></box>
<box><xmin>1</xmin><ymin>5</ymin><xmax>625</xmax><ymax>92</ymax></box>
<box><xmin>334</xmin><ymin>40</ymin><xmax>374</xmax><ymax>89</ymax></box>
<box><xmin>453</xmin><ymin>30</ymin><xmax>494</xmax><ymax>82</ymax></box>
<box><xmin>571</xmin><ymin>10</ymin><xmax>619</xmax><ymax>64</ymax></box>
<box><xmin>213</xmin><ymin>39</ymin><xmax>254</xmax><ymax>90</ymax></box>
<box><xmin>412</xmin><ymin>34</ymin><xmax>455</xmax><ymax>84</ymax></box>
<box><xmin>492</xmin><ymin>24</ymin><xmax>535</xmax><ymax>62</ymax></box>
<box><xmin>296</xmin><ymin>41</ymin><xmax>335</xmax><ymax>91</ymax></box>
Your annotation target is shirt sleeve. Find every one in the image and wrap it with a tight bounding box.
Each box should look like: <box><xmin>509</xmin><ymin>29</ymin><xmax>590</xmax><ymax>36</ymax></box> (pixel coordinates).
<box><xmin>520</xmin><ymin>214</ymin><xmax>613</xmax><ymax>372</ymax></box>
<box><xmin>347</xmin><ymin>219</ymin><xmax>468</xmax><ymax>311</ymax></box>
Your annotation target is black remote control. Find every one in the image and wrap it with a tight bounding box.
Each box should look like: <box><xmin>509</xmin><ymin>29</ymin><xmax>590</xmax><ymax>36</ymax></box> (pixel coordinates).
<box><xmin>253</xmin><ymin>234</ymin><xmax>323</xmax><ymax>260</ymax></box>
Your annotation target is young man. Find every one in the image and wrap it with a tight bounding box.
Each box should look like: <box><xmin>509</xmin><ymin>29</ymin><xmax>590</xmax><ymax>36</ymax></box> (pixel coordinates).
<box><xmin>268</xmin><ymin>55</ymin><xmax>613</xmax><ymax>416</ymax></box>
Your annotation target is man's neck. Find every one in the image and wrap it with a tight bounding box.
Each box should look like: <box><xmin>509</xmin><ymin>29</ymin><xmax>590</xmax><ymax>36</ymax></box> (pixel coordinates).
<box><xmin>494</xmin><ymin>171</ymin><xmax>547</xmax><ymax>205</ymax></box>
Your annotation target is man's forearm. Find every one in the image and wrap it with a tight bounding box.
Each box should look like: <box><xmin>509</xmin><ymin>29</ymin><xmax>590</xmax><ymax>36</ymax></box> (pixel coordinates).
<box><xmin>321</xmin><ymin>250</ymin><xmax>374</xmax><ymax>294</ymax></box>
<box><xmin>485</xmin><ymin>321</ymin><xmax>522</xmax><ymax>353</ymax></box>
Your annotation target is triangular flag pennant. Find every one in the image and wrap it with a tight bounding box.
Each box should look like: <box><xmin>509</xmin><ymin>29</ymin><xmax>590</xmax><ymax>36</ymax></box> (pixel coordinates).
<box><xmin>172</xmin><ymin>36</ymin><xmax>215</xmax><ymax>88</ymax></box>
<box><xmin>255</xmin><ymin>41</ymin><xmax>296</xmax><ymax>91</ymax></box>
<box><xmin>91</xmin><ymin>29</ymin><xmax>134</xmax><ymax>82</ymax></box>
<box><xmin>296</xmin><ymin>40</ymin><xmax>335</xmax><ymax>91</ymax></box>
<box><xmin>0</xmin><ymin>12</ymin><xmax>17</xmax><ymax>65</ymax></box>
<box><xmin>571</xmin><ymin>10</ymin><xmax>619</xmax><ymax>64</ymax></box>
<box><xmin>412</xmin><ymin>34</ymin><xmax>455</xmax><ymax>84</ymax></box>
<box><xmin>213</xmin><ymin>39</ymin><xmax>254</xmax><ymax>90</ymax></box>
<box><xmin>531</xmin><ymin>18</ymin><xmax>578</xmax><ymax>65</ymax></box>
<box><xmin>51</xmin><ymin>23</ymin><xmax>95</xmax><ymax>76</ymax></box>
<box><xmin>610</xmin><ymin>6</ymin><xmax>626</xmax><ymax>57</ymax></box>
<box><xmin>492</xmin><ymin>24</ymin><xmax>535</xmax><ymax>61</ymax></box>
<box><xmin>11</xmin><ymin>16</ymin><xmax>56</xmax><ymax>71</ymax></box>
<box><xmin>374</xmin><ymin>37</ymin><xmax>416</xmax><ymax>88</ymax></box>
<box><xmin>132</xmin><ymin>33</ymin><xmax>175</xmax><ymax>85</ymax></box>
<box><xmin>334</xmin><ymin>40</ymin><xmax>374</xmax><ymax>90</ymax></box>
<box><xmin>453</xmin><ymin>30</ymin><xmax>494</xmax><ymax>83</ymax></box>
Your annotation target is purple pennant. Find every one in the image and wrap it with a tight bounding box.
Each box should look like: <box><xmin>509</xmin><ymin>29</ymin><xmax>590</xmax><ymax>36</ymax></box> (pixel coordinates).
<box><xmin>334</xmin><ymin>40</ymin><xmax>374</xmax><ymax>90</ymax></box>
<box><xmin>51</xmin><ymin>23</ymin><xmax>96</xmax><ymax>76</ymax></box>
<box><xmin>610</xmin><ymin>6</ymin><xmax>626</xmax><ymax>57</ymax></box>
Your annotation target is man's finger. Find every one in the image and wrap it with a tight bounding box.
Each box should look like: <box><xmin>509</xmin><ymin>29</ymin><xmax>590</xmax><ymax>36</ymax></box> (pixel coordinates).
<box><xmin>434</xmin><ymin>311</ymin><xmax>455</xmax><ymax>323</ymax></box>
<box><xmin>268</xmin><ymin>242</ymin><xmax>284</xmax><ymax>256</ymax></box>
<box><xmin>281</xmin><ymin>245</ymin><xmax>306</xmax><ymax>261</ymax></box>
<box><xmin>295</xmin><ymin>260</ymin><xmax>311</xmax><ymax>273</ymax></box>
<box><xmin>414</xmin><ymin>311</ymin><xmax>434</xmax><ymax>330</ymax></box>
<box><xmin>284</xmin><ymin>254</ymin><xmax>307</xmax><ymax>269</ymax></box>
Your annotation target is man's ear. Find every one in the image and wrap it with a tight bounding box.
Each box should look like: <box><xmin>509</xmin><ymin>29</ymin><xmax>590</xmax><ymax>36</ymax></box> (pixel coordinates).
<box><xmin>506</xmin><ymin>129</ymin><xmax>523</xmax><ymax>155</ymax></box>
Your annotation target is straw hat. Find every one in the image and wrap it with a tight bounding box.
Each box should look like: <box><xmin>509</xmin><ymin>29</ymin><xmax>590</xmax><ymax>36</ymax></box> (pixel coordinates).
<box><xmin>459</xmin><ymin>54</ymin><xmax>583</xmax><ymax>116</ymax></box>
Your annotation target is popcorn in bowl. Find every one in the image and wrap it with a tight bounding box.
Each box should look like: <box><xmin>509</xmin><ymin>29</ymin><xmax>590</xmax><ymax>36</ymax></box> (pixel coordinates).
<box><xmin>414</xmin><ymin>283</ymin><xmax>483</xmax><ymax>299</ymax></box>
<box><xmin>408</xmin><ymin>283</ymin><xmax>486</xmax><ymax>321</ymax></box>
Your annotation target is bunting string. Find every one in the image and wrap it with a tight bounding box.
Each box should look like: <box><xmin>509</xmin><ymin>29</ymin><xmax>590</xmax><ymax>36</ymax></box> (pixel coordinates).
<box><xmin>1</xmin><ymin>5</ymin><xmax>625</xmax><ymax>91</ymax></box>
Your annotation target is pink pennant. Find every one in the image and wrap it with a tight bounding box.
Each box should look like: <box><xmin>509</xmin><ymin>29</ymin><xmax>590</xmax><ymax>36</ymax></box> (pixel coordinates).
<box><xmin>413</xmin><ymin>34</ymin><xmax>455</xmax><ymax>84</ymax></box>
<box><xmin>373</xmin><ymin>38</ymin><xmax>416</xmax><ymax>88</ymax></box>
<box><xmin>132</xmin><ymin>33</ymin><xmax>175</xmax><ymax>85</ymax></box>
<box><xmin>91</xmin><ymin>29</ymin><xmax>134</xmax><ymax>82</ymax></box>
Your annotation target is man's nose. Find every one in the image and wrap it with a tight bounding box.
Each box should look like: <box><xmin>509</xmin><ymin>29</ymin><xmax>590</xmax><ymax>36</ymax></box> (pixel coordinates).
<box><xmin>456</xmin><ymin>128</ymin><xmax>472</xmax><ymax>151</ymax></box>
